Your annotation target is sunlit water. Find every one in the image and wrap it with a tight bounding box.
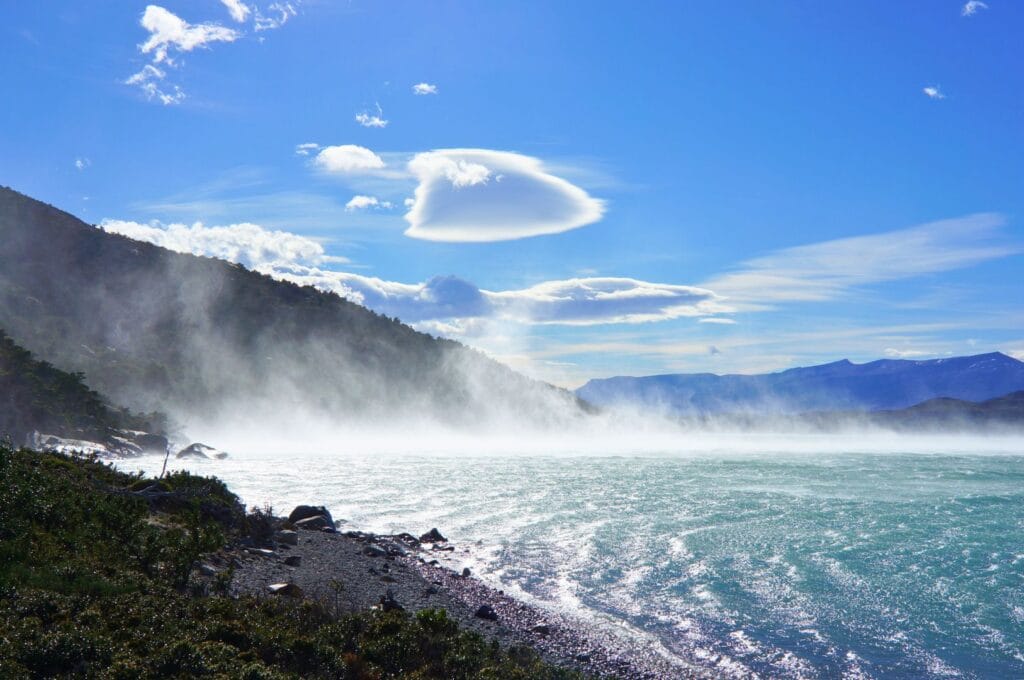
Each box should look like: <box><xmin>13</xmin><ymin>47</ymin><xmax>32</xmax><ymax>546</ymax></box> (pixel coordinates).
<box><xmin>121</xmin><ymin>437</ymin><xmax>1024</xmax><ymax>678</ymax></box>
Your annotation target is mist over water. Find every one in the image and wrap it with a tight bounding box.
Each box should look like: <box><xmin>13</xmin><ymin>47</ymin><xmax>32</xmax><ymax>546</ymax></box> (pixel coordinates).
<box><xmin>123</xmin><ymin>431</ymin><xmax>1024</xmax><ymax>678</ymax></box>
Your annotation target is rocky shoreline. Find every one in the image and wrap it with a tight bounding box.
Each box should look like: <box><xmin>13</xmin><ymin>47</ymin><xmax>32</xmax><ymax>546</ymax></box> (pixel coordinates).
<box><xmin>216</xmin><ymin>505</ymin><xmax>697</xmax><ymax>679</ymax></box>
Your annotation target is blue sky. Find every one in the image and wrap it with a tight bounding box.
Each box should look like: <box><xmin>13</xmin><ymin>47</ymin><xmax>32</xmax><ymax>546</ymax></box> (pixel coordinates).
<box><xmin>3</xmin><ymin>1</ymin><xmax>1022</xmax><ymax>386</ymax></box>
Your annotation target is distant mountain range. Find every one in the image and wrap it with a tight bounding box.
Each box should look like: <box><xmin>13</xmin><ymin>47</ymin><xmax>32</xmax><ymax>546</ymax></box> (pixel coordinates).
<box><xmin>0</xmin><ymin>186</ymin><xmax>586</xmax><ymax>431</ymax></box>
<box><xmin>577</xmin><ymin>353</ymin><xmax>1024</xmax><ymax>417</ymax></box>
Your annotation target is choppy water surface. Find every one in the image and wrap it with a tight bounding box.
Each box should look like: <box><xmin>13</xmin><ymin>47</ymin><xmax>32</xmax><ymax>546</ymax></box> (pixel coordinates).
<box><xmin>125</xmin><ymin>445</ymin><xmax>1024</xmax><ymax>678</ymax></box>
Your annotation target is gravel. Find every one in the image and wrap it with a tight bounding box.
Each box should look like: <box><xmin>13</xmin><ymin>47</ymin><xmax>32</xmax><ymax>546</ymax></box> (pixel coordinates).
<box><xmin>226</xmin><ymin>525</ymin><xmax>699</xmax><ymax>679</ymax></box>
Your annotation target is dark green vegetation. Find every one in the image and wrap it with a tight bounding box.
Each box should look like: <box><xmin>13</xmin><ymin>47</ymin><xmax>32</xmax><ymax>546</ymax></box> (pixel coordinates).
<box><xmin>0</xmin><ymin>186</ymin><xmax>587</xmax><ymax>429</ymax></box>
<box><xmin>0</xmin><ymin>329</ymin><xmax>165</xmax><ymax>445</ymax></box>
<box><xmin>0</xmin><ymin>445</ymin><xmax>581</xmax><ymax>679</ymax></box>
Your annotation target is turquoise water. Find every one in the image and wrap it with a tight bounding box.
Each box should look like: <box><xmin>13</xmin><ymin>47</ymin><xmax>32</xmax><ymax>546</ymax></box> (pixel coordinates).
<box><xmin>128</xmin><ymin>448</ymin><xmax>1024</xmax><ymax>678</ymax></box>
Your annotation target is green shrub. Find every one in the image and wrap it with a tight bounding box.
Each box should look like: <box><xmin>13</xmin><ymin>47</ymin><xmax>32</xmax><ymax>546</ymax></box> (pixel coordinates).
<box><xmin>0</xmin><ymin>446</ymin><xmax>585</xmax><ymax>679</ymax></box>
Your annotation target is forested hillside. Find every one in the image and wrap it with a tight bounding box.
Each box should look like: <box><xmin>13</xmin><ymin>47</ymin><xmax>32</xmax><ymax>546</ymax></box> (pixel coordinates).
<box><xmin>0</xmin><ymin>186</ymin><xmax>585</xmax><ymax>431</ymax></box>
<box><xmin>0</xmin><ymin>329</ymin><xmax>162</xmax><ymax>444</ymax></box>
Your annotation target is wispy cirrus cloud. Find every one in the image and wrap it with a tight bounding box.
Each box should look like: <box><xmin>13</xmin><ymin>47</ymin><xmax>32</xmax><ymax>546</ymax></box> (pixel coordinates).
<box><xmin>702</xmin><ymin>214</ymin><xmax>1017</xmax><ymax>309</ymax></box>
<box><xmin>355</xmin><ymin>103</ymin><xmax>389</xmax><ymax>128</ymax></box>
<box><xmin>923</xmin><ymin>86</ymin><xmax>946</xmax><ymax>100</ymax></box>
<box><xmin>126</xmin><ymin>3</ymin><xmax>299</xmax><ymax>104</ymax></box>
<box><xmin>220</xmin><ymin>0</ymin><xmax>252</xmax><ymax>23</ymax></box>
<box><xmin>962</xmin><ymin>1</ymin><xmax>988</xmax><ymax>17</ymax></box>
<box><xmin>255</xmin><ymin>2</ymin><xmax>297</xmax><ymax>31</ymax></box>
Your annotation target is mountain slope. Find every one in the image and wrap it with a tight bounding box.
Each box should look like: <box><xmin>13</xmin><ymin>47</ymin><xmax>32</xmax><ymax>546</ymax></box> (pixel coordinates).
<box><xmin>0</xmin><ymin>186</ymin><xmax>584</xmax><ymax>431</ymax></box>
<box><xmin>0</xmin><ymin>328</ymin><xmax>164</xmax><ymax>445</ymax></box>
<box><xmin>577</xmin><ymin>354</ymin><xmax>1024</xmax><ymax>416</ymax></box>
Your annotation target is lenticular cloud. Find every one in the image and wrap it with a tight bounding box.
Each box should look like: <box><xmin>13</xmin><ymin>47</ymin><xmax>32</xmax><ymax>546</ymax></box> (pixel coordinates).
<box><xmin>404</xmin><ymin>149</ymin><xmax>605</xmax><ymax>242</ymax></box>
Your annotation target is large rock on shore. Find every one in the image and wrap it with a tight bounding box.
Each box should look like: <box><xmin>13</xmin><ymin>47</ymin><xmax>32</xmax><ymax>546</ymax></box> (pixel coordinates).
<box><xmin>288</xmin><ymin>505</ymin><xmax>334</xmax><ymax>527</ymax></box>
<box><xmin>176</xmin><ymin>443</ymin><xmax>228</xmax><ymax>459</ymax></box>
<box><xmin>419</xmin><ymin>528</ymin><xmax>447</xmax><ymax>543</ymax></box>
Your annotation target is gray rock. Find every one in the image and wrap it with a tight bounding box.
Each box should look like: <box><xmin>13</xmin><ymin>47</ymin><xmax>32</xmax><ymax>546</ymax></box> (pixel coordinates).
<box><xmin>288</xmin><ymin>505</ymin><xmax>334</xmax><ymax>526</ymax></box>
<box><xmin>268</xmin><ymin>582</ymin><xmax>303</xmax><ymax>597</ymax></box>
<box><xmin>531</xmin><ymin>623</ymin><xmax>551</xmax><ymax>636</ymax></box>
<box><xmin>284</xmin><ymin>555</ymin><xmax>302</xmax><ymax>567</ymax></box>
<box><xmin>275</xmin><ymin>530</ymin><xmax>298</xmax><ymax>546</ymax></box>
<box><xmin>474</xmin><ymin>604</ymin><xmax>498</xmax><ymax>621</ymax></box>
<box><xmin>176</xmin><ymin>442</ymin><xmax>225</xmax><ymax>459</ymax></box>
<box><xmin>419</xmin><ymin>527</ymin><xmax>447</xmax><ymax>543</ymax></box>
<box><xmin>462</xmin><ymin>567</ymin><xmax>472</xmax><ymax>578</ymax></box>
<box><xmin>294</xmin><ymin>515</ymin><xmax>331</xmax><ymax>531</ymax></box>
<box><xmin>246</xmin><ymin>547</ymin><xmax>274</xmax><ymax>557</ymax></box>
<box><xmin>363</xmin><ymin>545</ymin><xmax>388</xmax><ymax>558</ymax></box>
<box><xmin>198</xmin><ymin>563</ymin><xmax>219</xmax><ymax>576</ymax></box>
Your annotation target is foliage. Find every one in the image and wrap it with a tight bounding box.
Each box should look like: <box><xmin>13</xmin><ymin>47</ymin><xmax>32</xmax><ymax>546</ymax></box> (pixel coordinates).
<box><xmin>0</xmin><ymin>445</ymin><xmax>583</xmax><ymax>679</ymax></box>
<box><xmin>0</xmin><ymin>185</ymin><xmax>587</xmax><ymax>427</ymax></box>
<box><xmin>0</xmin><ymin>328</ymin><xmax>168</xmax><ymax>445</ymax></box>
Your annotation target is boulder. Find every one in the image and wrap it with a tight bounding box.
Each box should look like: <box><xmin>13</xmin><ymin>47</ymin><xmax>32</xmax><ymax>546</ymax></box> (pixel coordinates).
<box><xmin>474</xmin><ymin>604</ymin><xmax>498</xmax><ymax>621</ymax></box>
<box><xmin>395</xmin><ymin>532</ymin><xmax>420</xmax><ymax>546</ymax></box>
<box><xmin>461</xmin><ymin>567</ymin><xmax>472</xmax><ymax>578</ymax></box>
<box><xmin>531</xmin><ymin>623</ymin><xmax>551</xmax><ymax>636</ymax></box>
<box><xmin>284</xmin><ymin>555</ymin><xmax>302</xmax><ymax>567</ymax></box>
<box><xmin>419</xmin><ymin>528</ymin><xmax>447</xmax><ymax>543</ymax></box>
<box><xmin>268</xmin><ymin>582</ymin><xmax>303</xmax><ymax>598</ymax></box>
<box><xmin>363</xmin><ymin>545</ymin><xmax>387</xmax><ymax>558</ymax></box>
<box><xmin>294</xmin><ymin>515</ymin><xmax>331</xmax><ymax>531</ymax></box>
<box><xmin>275</xmin><ymin>530</ymin><xmax>298</xmax><ymax>546</ymax></box>
<box><xmin>288</xmin><ymin>505</ymin><xmax>334</xmax><ymax>526</ymax></box>
<box><xmin>176</xmin><ymin>443</ymin><xmax>217</xmax><ymax>459</ymax></box>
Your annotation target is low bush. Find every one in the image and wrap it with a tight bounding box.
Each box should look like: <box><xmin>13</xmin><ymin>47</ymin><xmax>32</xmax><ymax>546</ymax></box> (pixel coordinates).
<box><xmin>0</xmin><ymin>445</ymin><xmax>583</xmax><ymax>678</ymax></box>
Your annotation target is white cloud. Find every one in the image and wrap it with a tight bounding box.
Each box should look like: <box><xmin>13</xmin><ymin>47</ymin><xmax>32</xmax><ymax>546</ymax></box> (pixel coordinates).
<box><xmin>703</xmin><ymin>214</ymin><xmax>1017</xmax><ymax>309</ymax></box>
<box><xmin>125</xmin><ymin>63</ymin><xmax>185</xmax><ymax>105</ymax></box>
<box><xmin>923</xmin><ymin>86</ymin><xmax>946</xmax><ymax>100</ymax></box>
<box><xmin>345</xmin><ymin>195</ymin><xmax>393</xmax><ymax>211</ymax></box>
<box><xmin>962</xmin><ymin>1</ymin><xmax>988</xmax><ymax>16</ymax></box>
<box><xmin>255</xmin><ymin>2</ymin><xmax>297</xmax><ymax>31</ymax></box>
<box><xmin>98</xmin><ymin>219</ymin><xmax>346</xmax><ymax>269</ymax></box>
<box><xmin>314</xmin><ymin>144</ymin><xmax>386</xmax><ymax>173</ymax></box>
<box><xmin>699</xmin><ymin>317</ymin><xmax>737</xmax><ymax>325</ymax></box>
<box><xmin>126</xmin><ymin>3</ymin><xmax>300</xmax><ymax>104</ymax></box>
<box><xmin>138</xmin><ymin>5</ymin><xmax>240</xmax><ymax>64</ymax></box>
<box><xmin>412</xmin><ymin>82</ymin><xmax>438</xmax><ymax>95</ymax></box>
<box><xmin>220</xmin><ymin>0</ymin><xmax>252</xmax><ymax>22</ymax></box>
<box><xmin>355</xmin><ymin>103</ymin><xmax>388</xmax><ymax>128</ymax></box>
<box><xmin>267</xmin><ymin>267</ymin><xmax>723</xmax><ymax>326</ymax></box>
<box><xmin>74</xmin><ymin>157</ymin><xmax>90</xmax><ymax>171</ymax></box>
<box><xmin>489</xmin><ymin>277</ymin><xmax>723</xmax><ymax>325</ymax></box>
<box><xmin>884</xmin><ymin>348</ymin><xmax>931</xmax><ymax>358</ymax></box>
<box><xmin>403</xmin><ymin>149</ymin><xmax>606</xmax><ymax>242</ymax></box>
<box><xmin>294</xmin><ymin>142</ymin><xmax>320</xmax><ymax>156</ymax></box>
<box><xmin>99</xmin><ymin>218</ymin><xmax>721</xmax><ymax>327</ymax></box>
